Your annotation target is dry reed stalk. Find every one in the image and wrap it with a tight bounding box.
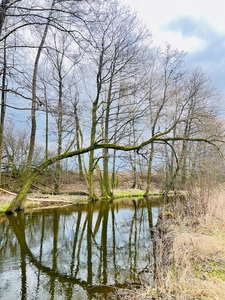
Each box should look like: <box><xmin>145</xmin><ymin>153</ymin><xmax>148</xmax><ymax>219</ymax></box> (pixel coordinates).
<box><xmin>153</xmin><ymin>184</ymin><xmax>225</xmax><ymax>300</ymax></box>
<box><xmin>112</xmin><ymin>184</ymin><xmax>225</xmax><ymax>300</ymax></box>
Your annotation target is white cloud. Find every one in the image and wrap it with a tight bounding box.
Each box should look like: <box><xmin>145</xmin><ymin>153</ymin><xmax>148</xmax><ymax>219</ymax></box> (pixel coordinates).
<box><xmin>152</xmin><ymin>31</ymin><xmax>207</xmax><ymax>53</ymax></box>
<box><xmin>121</xmin><ymin>0</ymin><xmax>225</xmax><ymax>50</ymax></box>
<box><xmin>121</xmin><ymin>0</ymin><xmax>225</xmax><ymax>93</ymax></box>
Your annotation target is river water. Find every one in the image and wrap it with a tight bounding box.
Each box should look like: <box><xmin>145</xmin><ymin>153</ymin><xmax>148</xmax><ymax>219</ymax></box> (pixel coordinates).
<box><xmin>0</xmin><ymin>198</ymin><xmax>163</xmax><ymax>300</ymax></box>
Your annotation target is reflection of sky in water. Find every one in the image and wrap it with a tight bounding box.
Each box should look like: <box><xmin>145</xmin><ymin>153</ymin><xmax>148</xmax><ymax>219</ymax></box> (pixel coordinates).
<box><xmin>0</xmin><ymin>200</ymin><xmax>162</xmax><ymax>300</ymax></box>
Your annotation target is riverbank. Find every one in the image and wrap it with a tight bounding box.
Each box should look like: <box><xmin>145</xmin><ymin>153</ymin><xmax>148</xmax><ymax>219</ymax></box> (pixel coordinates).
<box><xmin>120</xmin><ymin>185</ymin><xmax>225</xmax><ymax>299</ymax></box>
<box><xmin>0</xmin><ymin>171</ymin><xmax>164</xmax><ymax>213</ymax></box>
<box><xmin>0</xmin><ymin>187</ymin><xmax>164</xmax><ymax>214</ymax></box>
<box><xmin>0</xmin><ymin>189</ymin><xmax>89</xmax><ymax>213</ymax></box>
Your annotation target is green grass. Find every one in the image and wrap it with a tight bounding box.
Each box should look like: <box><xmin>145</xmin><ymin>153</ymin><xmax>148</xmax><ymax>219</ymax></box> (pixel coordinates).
<box><xmin>196</xmin><ymin>259</ymin><xmax>225</xmax><ymax>281</ymax></box>
<box><xmin>113</xmin><ymin>188</ymin><xmax>144</xmax><ymax>198</ymax></box>
<box><xmin>114</xmin><ymin>193</ymin><xmax>145</xmax><ymax>199</ymax></box>
<box><xmin>114</xmin><ymin>189</ymin><xmax>163</xmax><ymax>199</ymax></box>
<box><xmin>0</xmin><ymin>203</ymin><xmax>11</xmax><ymax>213</ymax></box>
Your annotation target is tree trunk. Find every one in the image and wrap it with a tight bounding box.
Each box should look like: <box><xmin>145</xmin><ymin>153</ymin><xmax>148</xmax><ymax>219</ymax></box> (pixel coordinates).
<box><xmin>74</xmin><ymin>101</ymin><xmax>84</xmax><ymax>180</ymax></box>
<box><xmin>5</xmin><ymin>176</ymin><xmax>35</xmax><ymax>213</ymax></box>
<box><xmin>102</xmin><ymin>78</ymin><xmax>113</xmax><ymax>198</ymax></box>
<box><xmin>88</xmin><ymin>108</ymin><xmax>98</xmax><ymax>200</ymax></box>
<box><xmin>0</xmin><ymin>39</ymin><xmax>7</xmax><ymax>184</ymax></box>
<box><xmin>144</xmin><ymin>143</ymin><xmax>154</xmax><ymax>196</ymax></box>
<box><xmin>0</xmin><ymin>0</ymin><xmax>10</xmax><ymax>34</ymax></box>
<box><xmin>88</xmin><ymin>49</ymin><xmax>104</xmax><ymax>201</ymax></box>
<box><xmin>111</xmin><ymin>105</ymin><xmax>120</xmax><ymax>189</ymax></box>
<box><xmin>54</xmin><ymin>53</ymin><xmax>63</xmax><ymax>194</ymax></box>
<box><xmin>26</xmin><ymin>0</ymin><xmax>55</xmax><ymax>176</ymax></box>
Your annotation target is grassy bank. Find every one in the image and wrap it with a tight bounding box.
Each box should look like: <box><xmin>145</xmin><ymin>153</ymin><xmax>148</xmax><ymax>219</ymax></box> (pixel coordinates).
<box><xmin>0</xmin><ymin>187</ymin><xmax>164</xmax><ymax>214</ymax></box>
<box><xmin>116</xmin><ymin>184</ymin><xmax>225</xmax><ymax>300</ymax></box>
<box><xmin>0</xmin><ymin>171</ymin><xmax>163</xmax><ymax>213</ymax></box>
<box><xmin>0</xmin><ymin>190</ymin><xmax>89</xmax><ymax>214</ymax></box>
<box><xmin>154</xmin><ymin>188</ymin><xmax>225</xmax><ymax>300</ymax></box>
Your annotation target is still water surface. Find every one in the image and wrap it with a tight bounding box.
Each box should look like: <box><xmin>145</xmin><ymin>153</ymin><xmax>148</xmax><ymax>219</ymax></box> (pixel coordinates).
<box><xmin>0</xmin><ymin>198</ymin><xmax>163</xmax><ymax>299</ymax></box>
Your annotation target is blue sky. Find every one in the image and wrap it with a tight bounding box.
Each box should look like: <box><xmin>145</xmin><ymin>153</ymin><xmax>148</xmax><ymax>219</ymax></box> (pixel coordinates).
<box><xmin>122</xmin><ymin>0</ymin><xmax>225</xmax><ymax>93</ymax></box>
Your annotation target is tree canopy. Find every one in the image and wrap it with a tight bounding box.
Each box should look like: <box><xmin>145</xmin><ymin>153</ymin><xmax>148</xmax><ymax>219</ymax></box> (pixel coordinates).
<box><xmin>0</xmin><ymin>0</ymin><xmax>224</xmax><ymax>214</ymax></box>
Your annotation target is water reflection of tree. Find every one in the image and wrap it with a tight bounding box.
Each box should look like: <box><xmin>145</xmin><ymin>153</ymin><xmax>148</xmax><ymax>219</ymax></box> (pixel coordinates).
<box><xmin>2</xmin><ymin>199</ymin><xmax>160</xmax><ymax>299</ymax></box>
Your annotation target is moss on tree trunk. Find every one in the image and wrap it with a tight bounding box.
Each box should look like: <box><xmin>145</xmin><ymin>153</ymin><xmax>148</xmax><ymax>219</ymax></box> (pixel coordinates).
<box><xmin>5</xmin><ymin>175</ymin><xmax>36</xmax><ymax>214</ymax></box>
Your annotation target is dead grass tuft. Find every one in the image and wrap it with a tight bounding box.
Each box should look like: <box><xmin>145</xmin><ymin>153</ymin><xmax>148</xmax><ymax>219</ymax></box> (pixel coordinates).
<box><xmin>119</xmin><ymin>184</ymin><xmax>225</xmax><ymax>299</ymax></box>
<box><xmin>153</xmin><ymin>185</ymin><xmax>225</xmax><ymax>300</ymax></box>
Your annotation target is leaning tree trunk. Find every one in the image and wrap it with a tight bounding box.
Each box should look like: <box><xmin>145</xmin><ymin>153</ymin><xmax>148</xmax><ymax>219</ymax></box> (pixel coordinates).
<box><xmin>5</xmin><ymin>145</ymin><xmax>94</xmax><ymax>213</ymax></box>
<box><xmin>5</xmin><ymin>174</ymin><xmax>38</xmax><ymax>213</ymax></box>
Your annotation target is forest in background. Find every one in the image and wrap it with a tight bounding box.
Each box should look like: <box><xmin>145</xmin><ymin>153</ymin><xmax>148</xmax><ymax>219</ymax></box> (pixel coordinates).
<box><xmin>0</xmin><ymin>0</ymin><xmax>225</xmax><ymax>213</ymax></box>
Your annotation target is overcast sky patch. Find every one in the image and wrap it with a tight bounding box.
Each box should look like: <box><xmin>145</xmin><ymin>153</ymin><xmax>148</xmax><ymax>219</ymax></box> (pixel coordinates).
<box><xmin>163</xmin><ymin>15</ymin><xmax>225</xmax><ymax>92</ymax></box>
<box><xmin>164</xmin><ymin>16</ymin><xmax>215</xmax><ymax>40</ymax></box>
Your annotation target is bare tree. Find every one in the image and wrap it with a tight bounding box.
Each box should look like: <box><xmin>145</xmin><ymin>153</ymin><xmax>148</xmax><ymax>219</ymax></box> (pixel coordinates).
<box><xmin>0</xmin><ymin>0</ymin><xmax>93</xmax><ymax>188</ymax></box>
<box><xmin>79</xmin><ymin>1</ymin><xmax>151</xmax><ymax>199</ymax></box>
<box><xmin>167</xmin><ymin>67</ymin><xmax>223</xmax><ymax>189</ymax></box>
<box><xmin>143</xmin><ymin>45</ymin><xmax>186</xmax><ymax>195</ymax></box>
<box><xmin>1</xmin><ymin>0</ymin><xmax>224</xmax><ymax>214</ymax></box>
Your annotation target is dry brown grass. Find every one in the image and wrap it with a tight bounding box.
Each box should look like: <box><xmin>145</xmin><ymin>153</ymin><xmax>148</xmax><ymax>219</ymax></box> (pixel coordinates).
<box><xmin>153</xmin><ymin>185</ymin><xmax>225</xmax><ymax>300</ymax></box>
<box><xmin>115</xmin><ymin>184</ymin><xmax>225</xmax><ymax>300</ymax></box>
